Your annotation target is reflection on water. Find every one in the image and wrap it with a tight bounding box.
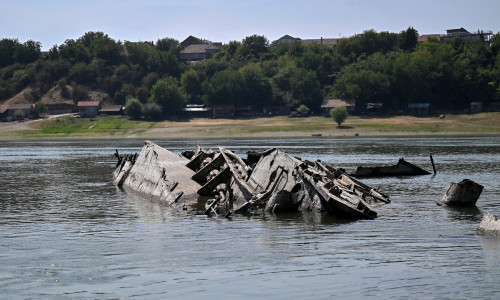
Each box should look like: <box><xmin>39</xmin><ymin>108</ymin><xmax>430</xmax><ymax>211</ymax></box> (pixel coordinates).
<box><xmin>1</xmin><ymin>137</ymin><xmax>500</xmax><ymax>299</ymax></box>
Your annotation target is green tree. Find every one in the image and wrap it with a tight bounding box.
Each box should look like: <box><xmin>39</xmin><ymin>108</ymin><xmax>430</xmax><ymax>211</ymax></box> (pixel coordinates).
<box><xmin>297</xmin><ymin>104</ymin><xmax>310</xmax><ymax>115</ymax></box>
<box><xmin>149</xmin><ymin>77</ymin><xmax>187</xmax><ymax>115</ymax></box>
<box><xmin>90</xmin><ymin>37</ymin><xmax>122</xmax><ymax>65</ymax></box>
<box><xmin>203</xmin><ymin>70</ymin><xmax>243</xmax><ymax>106</ymax></box>
<box><xmin>239</xmin><ymin>64</ymin><xmax>272</xmax><ymax>110</ymax></box>
<box><xmin>330</xmin><ymin>106</ymin><xmax>348</xmax><ymax>127</ymax></box>
<box><xmin>0</xmin><ymin>38</ymin><xmax>20</xmax><ymax>67</ymax></box>
<box><xmin>124</xmin><ymin>97</ymin><xmax>143</xmax><ymax>119</ymax></box>
<box><xmin>241</xmin><ymin>34</ymin><xmax>269</xmax><ymax>59</ymax></box>
<box><xmin>14</xmin><ymin>40</ymin><xmax>41</xmax><ymax>65</ymax></box>
<box><xmin>399</xmin><ymin>27</ymin><xmax>418</xmax><ymax>51</ymax></box>
<box><xmin>181</xmin><ymin>69</ymin><xmax>203</xmax><ymax>103</ymax></box>
<box><xmin>142</xmin><ymin>102</ymin><xmax>162</xmax><ymax>120</ymax></box>
<box><xmin>29</xmin><ymin>101</ymin><xmax>48</xmax><ymax>118</ymax></box>
<box><xmin>156</xmin><ymin>38</ymin><xmax>180</xmax><ymax>53</ymax></box>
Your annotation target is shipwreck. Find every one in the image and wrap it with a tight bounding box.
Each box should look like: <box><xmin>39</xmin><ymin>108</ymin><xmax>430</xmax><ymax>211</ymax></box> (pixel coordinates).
<box><xmin>114</xmin><ymin>141</ymin><xmax>390</xmax><ymax>220</ymax></box>
<box><xmin>351</xmin><ymin>156</ymin><xmax>435</xmax><ymax>178</ymax></box>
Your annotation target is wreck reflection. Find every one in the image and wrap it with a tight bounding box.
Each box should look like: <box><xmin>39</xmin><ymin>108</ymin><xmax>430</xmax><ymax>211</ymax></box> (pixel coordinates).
<box><xmin>443</xmin><ymin>205</ymin><xmax>483</xmax><ymax>222</ymax></box>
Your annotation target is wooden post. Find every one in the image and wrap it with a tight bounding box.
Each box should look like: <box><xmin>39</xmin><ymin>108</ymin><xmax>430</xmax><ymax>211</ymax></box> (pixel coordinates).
<box><xmin>430</xmin><ymin>152</ymin><xmax>437</xmax><ymax>175</ymax></box>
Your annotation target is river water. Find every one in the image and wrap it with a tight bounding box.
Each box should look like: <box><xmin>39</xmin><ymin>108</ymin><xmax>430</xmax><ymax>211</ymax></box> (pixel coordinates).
<box><xmin>1</xmin><ymin>137</ymin><xmax>500</xmax><ymax>299</ymax></box>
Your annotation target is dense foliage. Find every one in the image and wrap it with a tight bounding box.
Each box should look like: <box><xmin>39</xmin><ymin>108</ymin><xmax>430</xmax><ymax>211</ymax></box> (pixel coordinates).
<box><xmin>1</xmin><ymin>27</ymin><xmax>499</xmax><ymax>117</ymax></box>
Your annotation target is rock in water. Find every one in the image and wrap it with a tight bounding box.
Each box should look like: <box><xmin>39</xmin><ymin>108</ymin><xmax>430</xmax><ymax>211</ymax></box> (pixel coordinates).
<box><xmin>477</xmin><ymin>212</ymin><xmax>500</xmax><ymax>236</ymax></box>
<box><xmin>437</xmin><ymin>179</ymin><xmax>483</xmax><ymax>206</ymax></box>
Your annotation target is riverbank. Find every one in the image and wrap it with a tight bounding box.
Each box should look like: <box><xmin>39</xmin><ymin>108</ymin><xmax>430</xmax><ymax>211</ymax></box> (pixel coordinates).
<box><xmin>1</xmin><ymin>112</ymin><xmax>500</xmax><ymax>140</ymax></box>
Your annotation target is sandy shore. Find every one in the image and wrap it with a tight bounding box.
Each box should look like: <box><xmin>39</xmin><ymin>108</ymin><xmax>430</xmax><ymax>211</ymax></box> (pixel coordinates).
<box><xmin>1</xmin><ymin>113</ymin><xmax>500</xmax><ymax>140</ymax></box>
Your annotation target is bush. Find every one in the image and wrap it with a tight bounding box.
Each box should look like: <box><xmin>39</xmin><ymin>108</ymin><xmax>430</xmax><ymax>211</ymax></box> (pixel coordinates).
<box><xmin>330</xmin><ymin>106</ymin><xmax>348</xmax><ymax>127</ymax></box>
<box><xmin>30</xmin><ymin>101</ymin><xmax>48</xmax><ymax>118</ymax></box>
<box><xmin>124</xmin><ymin>97</ymin><xmax>143</xmax><ymax>119</ymax></box>
<box><xmin>297</xmin><ymin>104</ymin><xmax>310</xmax><ymax>115</ymax></box>
<box><xmin>142</xmin><ymin>103</ymin><xmax>162</xmax><ymax>120</ymax></box>
<box><xmin>71</xmin><ymin>83</ymin><xmax>88</xmax><ymax>101</ymax></box>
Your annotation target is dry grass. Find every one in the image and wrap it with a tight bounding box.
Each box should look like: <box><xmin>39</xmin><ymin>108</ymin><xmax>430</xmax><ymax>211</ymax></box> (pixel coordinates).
<box><xmin>1</xmin><ymin>113</ymin><xmax>500</xmax><ymax>140</ymax></box>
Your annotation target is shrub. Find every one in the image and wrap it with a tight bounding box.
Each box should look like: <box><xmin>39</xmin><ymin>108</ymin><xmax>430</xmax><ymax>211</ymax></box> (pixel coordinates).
<box><xmin>142</xmin><ymin>103</ymin><xmax>162</xmax><ymax>120</ymax></box>
<box><xmin>297</xmin><ymin>104</ymin><xmax>310</xmax><ymax>115</ymax></box>
<box><xmin>124</xmin><ymin>97</ymin><xmax>143</xmax><ymax>119</ymax></box>
<box><xmin>330</xmin><ymin>106</ymin><xmax>348</xmax><ymax>127</ymax></box>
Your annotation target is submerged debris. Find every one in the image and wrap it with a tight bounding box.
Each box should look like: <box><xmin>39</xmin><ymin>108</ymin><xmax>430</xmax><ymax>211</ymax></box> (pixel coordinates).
<box><xmin>477</xmin><ymin>211</ymin><xmax>500</xmax><ymax>236</ymax></box>
<box><xmin>114</xmin><ymin>141</ymin><xmax>390</xmax><ymax>220</ymax></box>
<box><xmin>351</xmin><ymin>157</ymin><xmax>431</xmax><ymax>177</ymax></box>
<box><xmin>437</xmin><ymin>179</ymin><xmax>484</xmax><ymax>206</ymax></box>
<box><xmin>477</xmin><ymin>212</ymin><xmax>500</xmax><ymax>236</ymax></box>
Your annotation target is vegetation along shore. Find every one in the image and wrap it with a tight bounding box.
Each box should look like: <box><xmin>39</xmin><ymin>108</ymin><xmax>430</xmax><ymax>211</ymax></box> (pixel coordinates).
<box><xmin>1</xmin><ymin>27</ymin><xmax>499</xmax><ymax>141</ymax></box>
<box><xmin>1</xmin><ymin>112</ymin><xmax>499</xmax><ymax>140</ymax></box>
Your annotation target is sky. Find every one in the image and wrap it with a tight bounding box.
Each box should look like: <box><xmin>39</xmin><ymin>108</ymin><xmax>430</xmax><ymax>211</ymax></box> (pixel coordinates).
<box><xmin>1</xmin><ymin>0</ymin><xmax>500</xmax><ymax>50</ymax></box>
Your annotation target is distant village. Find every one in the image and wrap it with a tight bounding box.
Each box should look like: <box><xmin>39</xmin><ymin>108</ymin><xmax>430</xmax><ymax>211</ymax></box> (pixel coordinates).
<box><xmin>0</xmin><ymin>27</ymin><xmax>496</xmax><ymax>122</ymax></box>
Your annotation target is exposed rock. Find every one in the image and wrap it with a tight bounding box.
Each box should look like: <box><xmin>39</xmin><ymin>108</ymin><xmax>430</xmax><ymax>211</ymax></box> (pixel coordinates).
<box><xmin>437</xmin><ymin>179</ymin><xmax>484</xmax><ymax>206</ymax></box>
<box><xmin>477</xmin><ymin>212</ymin><xmax>500</xmax><ymax>236</ymax></box>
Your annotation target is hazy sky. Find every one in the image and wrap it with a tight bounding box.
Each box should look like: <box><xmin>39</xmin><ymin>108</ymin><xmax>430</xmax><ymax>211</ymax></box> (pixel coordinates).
<box><xmin>1</xmin><ymin>0</ymin><xmax>499</xmax><ymax>50</ymax></box>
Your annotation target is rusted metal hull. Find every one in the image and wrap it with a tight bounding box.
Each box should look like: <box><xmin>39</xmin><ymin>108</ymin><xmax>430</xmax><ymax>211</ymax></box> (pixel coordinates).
<box><xmin>114</xmin><ymin>141</ymin><xmax>390</xmax><ymax>219</ymax></box>
<box><xmin>352</xmin><ymin>158</ymin><xmax>431</xmax><ymax>177</ymax></box>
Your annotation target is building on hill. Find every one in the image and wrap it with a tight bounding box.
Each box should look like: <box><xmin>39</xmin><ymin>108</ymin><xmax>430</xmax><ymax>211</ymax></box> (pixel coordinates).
<box><xmin>182</xmin><ymin>104</ymin><xmax>211</xmax><ymax>118</ymax></box>
<box><xmin>180</xmin><ymin>35</ymin><xmax>222</xmax><ymax>61</ymax></box>
<box><xmin>274</xmin><ymin>35</ymin><xmax>341</xmax><ymax>47</ymax></box>
<box><xmin>77</xmin><ymin>101</ymin><xmax>100</xmax><ymax>117</ymax></box>
<box><xmin>417</xmin><ymin>34</ymin><xmax>444</xmax><ymax>42</ymax></box>
<box><xmin>275</xmin><ymin>35</ymin><xmax>301</xmax><ymax>45</ymax></box>
<box><xmin>408</xmin><ymin>103</ymin><xmax>430</xmax><ymax>115</ymax></box>
<box><xmin>321</xmin><ymin>99</ymin><xmax>356</xmax><ymax>116</ymax></box>
<box><xmin>444</xmin><ymin>28</ymin><xmax>493</xmax><ymax>42</ymax></box>
<box><xmin>210</xmin><ymin>104</ymin><xmax>235</xmax><ymax>119</ymax></box>
<box><xmin>98</xmin><ymin>105</ymin><xmax>123</xmax><ymax>116</ymax></box>
<box><xmin>0</xmin><ymin>103</ymin><xmax>33</xmax><ymax>121</ymax></box>
<box><xmin>301</xmin><ymin>37</ymin><xmax>340</xmax><ymax>47</ymax></box>
<box><xmin>181</xmin><ymin>35</ymin><xmax>206</xmax><ymax>49</ymax></box>
<box><xmin>181</xmin><ymin>44</ymin><xmax>222</xmax><ymax>61</ymax></box>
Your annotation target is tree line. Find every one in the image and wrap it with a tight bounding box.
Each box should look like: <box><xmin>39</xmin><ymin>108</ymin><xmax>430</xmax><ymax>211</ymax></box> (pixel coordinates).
<box><xmin>1</xmin><ymin>27</ymin><xmax>499</xmax><ymax>119</ymax></box>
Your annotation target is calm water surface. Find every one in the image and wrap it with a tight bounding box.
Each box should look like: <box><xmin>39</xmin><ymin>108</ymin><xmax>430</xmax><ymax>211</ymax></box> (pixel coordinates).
<box><xmin>1</xmin><ymin>137</ymin><xmax>500</xmax><ymax>299</ymax></box>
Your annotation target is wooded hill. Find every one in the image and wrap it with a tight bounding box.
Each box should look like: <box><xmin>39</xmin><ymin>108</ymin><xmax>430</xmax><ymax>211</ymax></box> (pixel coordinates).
<box><xmin>1</xmin><ymin>27</ymin><xmax>499</xmax><ymax>118</ymax></box>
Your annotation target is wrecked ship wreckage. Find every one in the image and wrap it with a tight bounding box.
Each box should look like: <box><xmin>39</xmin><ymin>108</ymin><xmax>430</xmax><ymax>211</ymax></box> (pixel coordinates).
<box><xmin>114</xmin><ymin>141</ymin><xmax>390</xmax><ymax>220</ymax></box>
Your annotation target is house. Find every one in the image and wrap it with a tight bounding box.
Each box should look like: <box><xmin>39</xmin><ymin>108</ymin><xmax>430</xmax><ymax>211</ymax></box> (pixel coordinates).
<box><xmin>77</xmin><ymin>101</ymin><xmax>100</xmax><ymax>117</ymax></box>
<box><xmin>236</xmin><ymin>105</ymin><xmax>255</xmax><ymax>118</ymax></box>
<box><xmin>408</xmin><ymin>103</ymin><xmax>430</xmax><ymax>115</ymax></box>
<box><xmin>0</xmin><ymin>103</ymin><xmax>33</xmax><ymax>121</ymax></box>
<box><xmin>444</xmin><ymin>28</ymin><xmax>493</xmax><ymax>42</ymax></box>
<box><xmin>180</xmin><ymin>44</ymin><xmax>221</xmax><ymax>61</ymax></box>
<box><xmin>301</xmin><ymin>37</ymin><xmax>340</xmax><ymax>47</ymax></box>
<box><xmin>262</xmin><ymin>105</ymin><xmax>291</xmax><ymax>116</ymax></box>
<box><xmin>182</xmin><ymin>104</ymin><xmax>211</xmax><ymax>118</ymax></box>
<box><xmin>210</xmin><ymin>104</ymin><xmax>235</xmax><ymax>119</ymax></box>
<box><xmin>321</xmin><ymin>99</ymin><xmax>356</xmax><ymax>115</ymax></box>
<box><xmin>275</xmin><ymin>35</ymin><xmax>341</xmax><ymax>47</ymax></box>
<box><xmin>417</xmin><ymin>34</ymin><xmax>443</xmax><ymax>42</ymax></box>
<box><xmin>98</xmin><ymin>105</ymin><xmax>124</xmax><ymax>116</ymax></box>
<box><xmin>275</xmin><ymin>35</ymin><xmax>301</xmax><ymax>45</ymax></box>
<box><xmin>366</xmin><ymin>103</ymin><xmax>383</xmax><ymax>115</ymax></box>
<box><xmin>180</xmin><ymin>36</ymin><xmax>222</xmax><ymax>61</ymax></box>
<box><xmin>45</xmin><ymin>102</ymin><xmax>76</xmax><ymax>114</ymax></box>
<box><xmin>181</xmin><ymin>35</ymin><xmax>206</xmax><ymax>49</ymax></box>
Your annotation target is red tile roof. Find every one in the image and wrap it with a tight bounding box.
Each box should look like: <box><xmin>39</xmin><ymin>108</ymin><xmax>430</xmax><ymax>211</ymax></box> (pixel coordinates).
<box><xmin>321</xmin><ymin>99</ymin><xmax>356</xmax><ymax>108</ymax></box>
<box><xmin>77</xmin><ymin>101</ymin><xmax>100</xmax><ymax>107</ymax></box>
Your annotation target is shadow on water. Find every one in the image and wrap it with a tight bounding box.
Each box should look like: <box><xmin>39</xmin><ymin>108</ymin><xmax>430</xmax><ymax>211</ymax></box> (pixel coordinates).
<box><xmin>443</xmin><ymin>205</ymin><xmax>484</xmax><ymax>222</ymax></box>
